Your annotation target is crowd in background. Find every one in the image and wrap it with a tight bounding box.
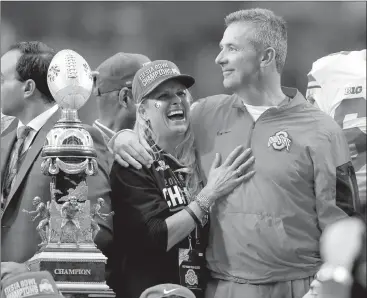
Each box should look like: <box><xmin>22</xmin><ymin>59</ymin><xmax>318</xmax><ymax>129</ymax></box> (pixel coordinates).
<box><xmin>1</xmin><ymin>1</ymin><xmax>365</xmax><ymax>124</ymax></box>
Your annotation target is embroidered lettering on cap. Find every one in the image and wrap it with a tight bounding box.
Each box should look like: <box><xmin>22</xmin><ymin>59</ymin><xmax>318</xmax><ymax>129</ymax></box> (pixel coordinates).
<box><xmin>4</xmin><ymin>278</ymin><xmax>39</xmax><ymax>298</ymax></box>
<box><xmin>268</xmin><ymin>131</ymin><xmax>292</xmax><ymax>151</ymax></box>
<box><xmin>4</xmin><ymin>282</ymin><xmax>21</xmax><ymax>295</ymax></box>
<box><xmin>139</xmin><ymin>66</ymin><xmax>155</xmax><ymax>81</ymax></box>
<box><xmin>154</xmin><ymin>62</ymin><xmax>169</xmax><ymax>70</ymax></box>
<box><xmin>139</xmin><ymin>62</ymin><xmax>181</xmax><ymax>87</ymax></box>
<box><xmin>141</xmin><ymin>68</ymin><xmax>173</xmax><ymax>87</ymax></box>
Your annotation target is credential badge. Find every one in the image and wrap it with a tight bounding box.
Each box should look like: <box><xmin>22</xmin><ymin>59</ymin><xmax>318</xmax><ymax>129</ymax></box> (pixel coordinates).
<box><xmin>268</xmin><ymin>131</ymin><xmax>292</xmax><ymax>151</ymax></box>
<box><xmin>185</xmin><ymin>269</ymin><xmax>198</xmax><ymax>286</ymax></box>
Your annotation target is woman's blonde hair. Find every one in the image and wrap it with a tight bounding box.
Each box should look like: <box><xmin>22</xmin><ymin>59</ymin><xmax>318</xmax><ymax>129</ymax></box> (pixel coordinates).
<box><xmin>134</xmin><ymin>93</ymin><xmax>202</xmax><ymax>198</ymax></box>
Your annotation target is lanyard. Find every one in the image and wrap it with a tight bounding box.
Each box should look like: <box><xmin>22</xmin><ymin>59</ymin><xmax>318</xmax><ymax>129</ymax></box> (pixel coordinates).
<box><xmin>170</xmin><ymin>170</ymin><xmax>201</xmax><ymax>248</ymax></box>
<box><xmin>159</xmin><ymin>154</ymin><xmax>202</xmax><ymax>248</ymax></box>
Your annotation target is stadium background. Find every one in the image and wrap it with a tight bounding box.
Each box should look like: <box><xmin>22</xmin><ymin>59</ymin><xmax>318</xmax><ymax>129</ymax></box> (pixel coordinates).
<box><xmin>1</xmin><ymin>1</ymin><xmax>366</xmax><ymax>124</ymax></box>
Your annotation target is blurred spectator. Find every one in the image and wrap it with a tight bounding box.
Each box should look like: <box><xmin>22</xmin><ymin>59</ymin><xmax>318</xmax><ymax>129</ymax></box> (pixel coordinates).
<box><xmin>319</xmin><ymin>217</ymin><xmax>366</xmax><ymax>298</ymax></box>
<box><xmin>1</xmin><ymin>271</ymin><xmax>64</xmax><ymax>298</ymax></box>
<box><xmin>1</xmin><ymin>262</ymin><xmax>29</xmax><ymax>282</ymax></box>
<box><xmin>303</xmin><ymin>212</ymin><xmax>366</xmax><ymax>298</ymax></box>
<box><xmin>306</xmin><ymin>49</ymin><xmax>366</xmax><ymax>206</ymax></box>
<box><xmin>92</xmin><ymin>52</ymin><xmax>150</xmax><ymax>145</ymax></box>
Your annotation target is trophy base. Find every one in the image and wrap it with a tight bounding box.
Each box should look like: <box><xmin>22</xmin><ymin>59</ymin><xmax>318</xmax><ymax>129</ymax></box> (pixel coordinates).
<box><xmin>28</xmin><ymin>242</ymin><xmax>115</xmax><ymax>298</ymax></box>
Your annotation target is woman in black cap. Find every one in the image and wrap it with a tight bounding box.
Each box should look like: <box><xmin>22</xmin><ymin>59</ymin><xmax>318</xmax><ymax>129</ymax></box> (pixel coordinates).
<box><xmin>110</xmin><ymin>60</ymin><xmax>255</xmax><ymax>298</ymax></box>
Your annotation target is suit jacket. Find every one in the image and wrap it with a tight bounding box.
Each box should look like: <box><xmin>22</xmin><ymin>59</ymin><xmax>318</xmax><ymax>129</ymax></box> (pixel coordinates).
<box><xmin>1</xmin><ymin>110</ymin><xmax>114</xmax><ymax>263</ymax></box>
<box><xmin>1</xmin><ymin>114</ymin><xmax>16</xmax><ymax>135</ymax></box>
<box><xmin>92</xmin><ymin>120</ymin><xmax>115</xmax><ymax>147</ymax></box>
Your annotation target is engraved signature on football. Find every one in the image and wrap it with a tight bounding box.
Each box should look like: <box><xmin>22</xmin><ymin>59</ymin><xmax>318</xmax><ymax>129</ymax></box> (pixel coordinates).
<box><xmin>83</xmin><ymin>63</ymin><xmax>93</xmax><ymax>81</ymax></box>
<box><xmin>47</xmin><ymin>65</ymin><xmax>60</xmax><ymax>82</ymax></box>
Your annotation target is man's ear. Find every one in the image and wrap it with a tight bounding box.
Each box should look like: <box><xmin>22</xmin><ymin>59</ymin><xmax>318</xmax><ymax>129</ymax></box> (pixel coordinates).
<box><xmin>23</xmin><ymin>79</ymin><xmax>36</xmax><ymax>98</ymax></box>
<box><xmin>260</xmin><ymin>47</ymin><xmax>276</xmax><ymax>68</ymax></box>
<box><xmin>118</xmin><ymin>87</ymin><xmax>131</xmax><ymax>108</ymax></box>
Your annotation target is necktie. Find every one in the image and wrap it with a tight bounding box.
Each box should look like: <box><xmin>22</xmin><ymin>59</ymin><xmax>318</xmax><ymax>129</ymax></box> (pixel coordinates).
<box><xmin>2</xmin><ymin>126</ymin><xmax>33</xmax><ymax>205</ymax></box>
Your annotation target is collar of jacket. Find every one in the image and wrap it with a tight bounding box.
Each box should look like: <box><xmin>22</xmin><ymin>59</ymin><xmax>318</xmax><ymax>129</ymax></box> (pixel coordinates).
<box><xmin>232</xmin><ymin>87</ymin><xmax>304</xmax><ymax>112</ymax></box>
<box><xmin>93</xmin><ymin>120</ymin><xmax>116</xmax><ymax>139</ymax></box>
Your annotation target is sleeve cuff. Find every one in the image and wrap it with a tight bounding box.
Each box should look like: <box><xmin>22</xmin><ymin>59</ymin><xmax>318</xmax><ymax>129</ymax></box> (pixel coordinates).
<box><xmin>108</xmin><ymin>129</ymin><xmax>135</xmax><ymax>152</ymax></box>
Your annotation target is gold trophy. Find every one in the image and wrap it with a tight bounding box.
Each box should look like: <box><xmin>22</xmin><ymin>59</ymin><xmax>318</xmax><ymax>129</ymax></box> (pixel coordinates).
<box><xmin>26</xmin><ymin>49</ymin><xmax>114</xmax><ymax>298</ymax></box>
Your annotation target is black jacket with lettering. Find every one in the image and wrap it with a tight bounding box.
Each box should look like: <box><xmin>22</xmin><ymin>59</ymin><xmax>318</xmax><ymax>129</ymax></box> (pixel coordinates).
<box><xmin>110</xmin><ymin>152</ymin><xmax>208</xmax><ymax>298</ymax></box>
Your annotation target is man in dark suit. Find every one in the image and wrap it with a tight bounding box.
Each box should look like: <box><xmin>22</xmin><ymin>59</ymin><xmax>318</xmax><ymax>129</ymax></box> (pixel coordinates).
<box><xmin>1</xmin><ymin>112</ymin><xmax>15</xmax><ymax>134</ymax></box>
<box><xmin>0</xmin><ymin>41</ymin><xmax>113</xmax><ymax>280</ymax></box>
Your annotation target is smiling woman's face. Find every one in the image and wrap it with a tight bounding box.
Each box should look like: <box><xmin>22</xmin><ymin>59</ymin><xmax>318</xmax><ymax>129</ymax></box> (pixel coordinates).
<box><xmin>141</xmin><ymin>79</ymin><xmax>191</xmax><ymax>139</ymax></box>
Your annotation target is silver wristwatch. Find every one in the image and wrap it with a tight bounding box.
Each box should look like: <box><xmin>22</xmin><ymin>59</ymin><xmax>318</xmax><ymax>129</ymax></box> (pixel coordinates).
<box><xmin>195</xmin><ymin>193</ymin><xmax>212</xmax><ymax>214</ymax></box>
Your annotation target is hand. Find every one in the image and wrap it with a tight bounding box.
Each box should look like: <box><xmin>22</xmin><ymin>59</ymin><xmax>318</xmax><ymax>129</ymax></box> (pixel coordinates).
<box><xmin>31</xmin><ymin>216</ymin><xmax>36</xmax><ymax>222</ymax></box>
<box><xmin>203</xmin><ymin>146</ymin><xmax>255</xmax><ymax>202</ymax></box>
<box><xmin>111</xmin><ymin>130</ymin><xmax>153</xmax><ymax>170</ymax></box>
<box><xmin>300</xmin><ymin>277</ymin><xmax>322</xmax><ymax>298</ymax></box>
<box><xmin>22</xmin><ymin>209</ymin><xmax>28</xmax><ymax>213</ymax></box>
<box><xmin>320</xmin><ymin>217</ymin><xmax>365</xmax><ymax>271</ymax></box>
<box><xmin>1</xmin><ymin>262</ymin><xmax>29</xmax><ymax>281</ymax></box>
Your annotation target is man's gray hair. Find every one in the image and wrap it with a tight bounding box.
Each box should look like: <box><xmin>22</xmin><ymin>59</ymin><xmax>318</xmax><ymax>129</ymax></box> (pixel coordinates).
<box><xmin>225</xmin><ymin>8</ymin><xmax>287</xmax><ymax>73</ymax></box>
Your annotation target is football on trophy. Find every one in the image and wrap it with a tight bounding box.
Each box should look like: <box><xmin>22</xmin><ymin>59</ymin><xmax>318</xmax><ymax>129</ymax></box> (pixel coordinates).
<box><xmin>47</xmin><ymin>49</ymin><xmax>93</xmax><ymax>110</ymax></box>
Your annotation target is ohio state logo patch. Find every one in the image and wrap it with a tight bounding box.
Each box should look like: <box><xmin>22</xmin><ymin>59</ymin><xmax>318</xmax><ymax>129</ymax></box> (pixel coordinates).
<box><xmin>268</xmin><ymin>131</ymin><xmax>292</xmax><ymax>151</ymax></box>
<box><xmin>185</xmin><ymin>269</ymin><xmax>198</xmax><ymax>286</ymax></box>
<box><xmin>155</xmin><ymin>160</ymin><xmax>170</xmax><ymax>171</ymax></box>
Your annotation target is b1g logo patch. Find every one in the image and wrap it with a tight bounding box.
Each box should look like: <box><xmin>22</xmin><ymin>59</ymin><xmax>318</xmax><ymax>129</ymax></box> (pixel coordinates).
<box><xmin>268</xmin><ymin>131</ymin><xmax>292</xmax><ymax>151</ymax></box>
<box><xmin>344</xmin><ymin>86</ymin><xmax>362</xmax><ymax>95</ymax></box>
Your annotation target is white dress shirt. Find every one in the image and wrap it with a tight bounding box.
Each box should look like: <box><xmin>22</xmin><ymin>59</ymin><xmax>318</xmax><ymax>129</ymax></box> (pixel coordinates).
<box><xmin>1</xmin><ymin>105</ymin><xmax>59</xmax><ymax>209</ymax></box>
<box><xmin>17</xmin><ymin>104</ymin><xmax>59</xmax><ymax>154</ymax></box>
